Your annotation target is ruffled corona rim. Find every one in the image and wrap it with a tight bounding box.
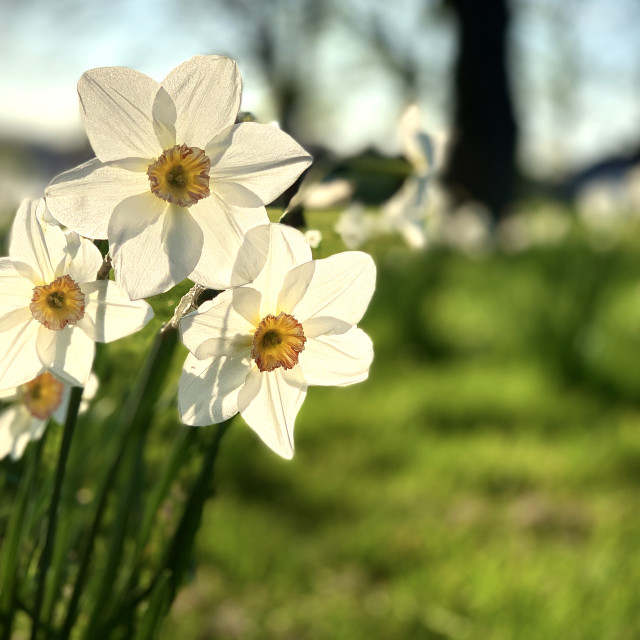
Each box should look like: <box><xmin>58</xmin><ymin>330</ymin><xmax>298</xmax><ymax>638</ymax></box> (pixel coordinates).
<box><xmin>251</xmin><ymin>312</ymin><xmax>306</xmax><ymax>372</ymax></box>
<box><xmin>30</xmin><ymin>274</ymin><xmax>86</xmax><ymax>331</ymax></box>
<box><xmin>147</xmin><ymin>143</ymin><xmax>211</xmax><ymax>207</ymax></box>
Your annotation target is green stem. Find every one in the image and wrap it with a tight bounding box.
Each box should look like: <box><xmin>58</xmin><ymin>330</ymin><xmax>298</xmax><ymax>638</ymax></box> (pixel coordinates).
<box><xmin>117</xmin><ymin>420</ymin><xmax>231</xmax><ymax>626</ymax></box>
<box><xmin>30</xmin><ymin>386</ymin><xmax>83</xmax><ymax>640</ymax></box>
<box><xmin>119</xmin><ymin>428</ymin><xmax>197</xmax><ymax>600</ymax></box>
<box><xmin>81</xmin><ymin>327</ymin><xmax>178</xmax><ymax>639</ymax></box>
<box><xmin>163</xmin><ymin>421</ymin><xmax>231</xmax><ymax>602</ymax></box>
<box><xmin>0</xmin><ymin>430</ymin><xmax>47</xmax><ymax>640</ymax></box>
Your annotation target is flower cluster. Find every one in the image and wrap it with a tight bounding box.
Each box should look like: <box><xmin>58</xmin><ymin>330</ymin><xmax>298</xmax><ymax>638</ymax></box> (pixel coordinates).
<box><xmin>0</xmin><ymin>372</ymin><xmax>98</xmax><ymax>461</ymax></box>
<box><xmin>1</xmin><ymin>55</ymin><xmax>376</xmax><ymax>459</ymax></box>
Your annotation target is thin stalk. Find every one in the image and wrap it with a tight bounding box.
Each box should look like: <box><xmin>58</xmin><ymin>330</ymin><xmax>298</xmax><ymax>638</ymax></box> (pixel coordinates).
<box><xmin>131</xmin><ymin>571</ymin><xmax>171</xmax><ymax>640</ymax></box>
<box><xmin>114</xmin><ymin>420</ymin><xmax>231</xmax><ymax>624</ymax></box>
<box><xmin>58</xmin><ymin>431</ymin><xmax>126</xmax><ymax>639</ymax></box>
<box><xmin>81</xmin><ymin>328</ymin><xmax>178</xmax><ymax>639</ymax></box>
<box><xmin>62</xmin><ymin>328</ymin><xmax>178</xmax><ymax>639</ymax></box>
<box><xmin>0</xmin><ymin>431</ymin><xmax>47</xmax><ymax>640</ymax></box>
<box><xmin>163</xmin><ymin>421</ymin><xmax>231</xmax><ymax>602</ymax></box>
<box><xmin>30</xmin><ymin>386</ymin><xmax>83</xmax><ymax>640</ymax></box>
<box><xmin>118</xmin><ymin>428</ymin><xmax>197</xmax><ymax>602</ymax></box>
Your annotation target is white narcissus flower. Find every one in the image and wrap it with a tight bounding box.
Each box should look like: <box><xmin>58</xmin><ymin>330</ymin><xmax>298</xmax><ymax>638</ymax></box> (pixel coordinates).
<box><xmin>380</xmin><ymin>176</ymin><xmax>430</xmax><ymax>249</ymax></box>
<box><xmin>178</xmin><ymin>224</ymin><xmax>376</xmax><ymax>459</ymax></box>
<box><xmin>304</xmin><ymin>229</ymin><xmax>322</xmax><ymax>249</ymax></box>
<box><xmin>0</xmin><ymin>199</ymin><xmax>154</xmax><ymax>388</ymax></box>
<box><xmin>379</xmin><ymin>104</ymin><xmax>452</xmax><ymax>250</ymax></box>
<box><xmin>0</xmin><ymin>372</ymin><xmax>98</xmax><ymax>461</ymax></box>
<box><xmin>335</xmin><ymin>203</ymin><xmax>380</xmax><ymax>250</ymax></box>
<box><xmin>45</xmin><ymin>55</ymin><xmax>312</xmax><ymax>300</ymax></box>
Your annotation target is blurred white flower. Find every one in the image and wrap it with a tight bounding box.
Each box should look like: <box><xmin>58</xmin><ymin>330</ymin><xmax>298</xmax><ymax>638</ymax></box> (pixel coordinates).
<box><xmin>0</xmin><ymin>372</ymin><xmax>98</xmax><ymax>461</ymax></box>
<box><xmin>378</xmin><ymin>104</ymin><xmax>451</xmax><ymax>250</ymax></box>
<box><xmin>380</xmin><ymin>176</ymin><xmax>430</xmax><ymax>249</ymax></box>
<box><xmin>399</xmin><ymin>103</ymin><xmax>436</xmax><ymax>177</ymax></box>
<box><xmin>0</xmin><ymin>199</ymin><xmax>153</xmax><ymax>388</ymax></box>
<box><xmin>304</xmin><ymin>229</ymin><xmax>322</xmax><ymax>249</ymax></box>
<box><xmin>431</xmin><ymin>201</ymin><xmax>493</xmax><ymax>255</ymax></box>
<box><xmin>45</xmin><ymin>55</ymin><xmax>312</xmax><ymax>299</ymax></box>
<box><xmin>289</xmin><ymin>178</ymin><xmax>354</xmax><ymax>211</ymax></box>
<box><xmin>498</xmin><ymin>201</ymin><xmax>571</xmax><ymax>253</ymax></box>
<box><xmin>577</xmin><ymin>179</ymin><xmax>624</xmax><ymax>232</ymax></box>
<box><xmin>335</xmin><ymin>203</ymin><xmax>380</xmax><ymax>250</ymax></box>
<box><xmin>178</xmin><ymin>224</ymin><xmax>376</xmax><ymax>459</ymax></box>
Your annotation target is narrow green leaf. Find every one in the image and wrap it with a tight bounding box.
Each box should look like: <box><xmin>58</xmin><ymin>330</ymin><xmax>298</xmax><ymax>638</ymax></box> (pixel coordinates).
<box><xmin>132</xmin><ymin>570</ymin><xmax>172</xmax><ymax>640</ymax></box>
<box><xmin>0</xmin><ymin>433</ymin><xmax>46</xmax><ymax>640</ymax></box>
<box><xmin>82</xmin><ymin>328</ymin><xmax>178</xmax><ymax>639</ymax></box>
<box><xmin>30</xmin><ymin>386</ymin><xmax>83</xmax><ymax>640</ymax></box>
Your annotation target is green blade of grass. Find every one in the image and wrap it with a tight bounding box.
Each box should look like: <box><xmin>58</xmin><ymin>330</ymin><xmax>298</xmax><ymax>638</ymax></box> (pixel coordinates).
<box><xmin>30</xmin><ymin>386</ymin><xmax>83</xmax><ymax>640</ymax></box>
<box><xmin>132</xmin><ymin>570</ymin><xmax>172</xmax><ymax>640</ymax></box>
<box><xmin>0</xmin><ymin>431</ymin><xmax>47</xmax><ymax>640</ymax></box>
<box><xmin>82</xmin><ymin>328</ymin><xmax>178</xmax><ymax>639</ymax></box>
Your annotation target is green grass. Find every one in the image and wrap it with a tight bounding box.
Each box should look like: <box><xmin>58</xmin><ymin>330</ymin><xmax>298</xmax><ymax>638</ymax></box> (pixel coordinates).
<box><xmin>158</xmin><ymin>213</ymin><xmax>640</xmax><ymax>640</ymax></box>
<box><xmin>4</xmin><ymin>207</ymin><xmax>640</xmax><ymax>639</ymax></box>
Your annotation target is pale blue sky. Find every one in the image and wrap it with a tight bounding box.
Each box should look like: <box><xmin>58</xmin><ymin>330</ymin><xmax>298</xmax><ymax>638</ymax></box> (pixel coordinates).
<box><xmin>0</xmin><ymin>0</ymin><xmax>638</xmax><ymax>179</ymax></box>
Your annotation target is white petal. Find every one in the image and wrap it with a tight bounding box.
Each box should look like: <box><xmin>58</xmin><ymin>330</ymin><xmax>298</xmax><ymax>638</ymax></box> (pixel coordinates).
<box><xmin>45</xmin><ymin>158</ymin><xmax>149</xmax><ymax>239</ymax></box>
<box><xmin>247</xmin><ymin>224</ymin><xmax>312</xmax><ymax>317</ymax></box>
<box><xmin>27</xmin><ymin>416</ymin><xmax>48</xmax><ymax>443</ymax></box>
<box><xmin>12</xmin><ymin>416</ymin><xmax>46</xmax><ymax>460</ymax></box>
<box><xmin>0</xmin><ymin>307</ymin><xmax>32</xmax><ymax>332</ymax></box>
<box><xmin>152</xmin><ymin>87</ymin><xmax>177</xmax><ymax>149</ymax></box>
<box><xmin>81</xmin><ymin>280</ymin><xmax>154</xmax><ymax>342</ymax></box>
<box><xmin>64</xmin><ymin>233</ymin><xmax>104</xmax><ymax>284</ymax></box>
<box><xmin>0</xmin><ymin>258</ymin><xmax>34</xmax><ymax>311</ymax></box>
<box><xmin>180</xmin><ymin>290</ymin><xmax>256</xmax><ymax>359</ymax></box>
<box><xmin>78</xmin><ymin>66</ymin><xmax>162</xmax><ymax>162</ymax></box>
<box><xmin>36</xmin><ymin>325</ymin><xmax>95</xmax><ymax>387</ymax></box>
<box><xmin>51</xmin><ymin>372</ymin><xmax>97</xmax><ymax>423</ymax></box>
<box><xmin>279</xmin><ymin>252</ymin><xmax>376</xmax><ymax>326</ymax></box>
<box><xmin>299</xmin><ymin>328</ymin><xmax>373</xmax><ymax>387</ymax></box>
<box><xmin>208</xmin><ymin>122</ymin><xmax>312</xmax><ymax>205</ymax></box>
<box><xmin>178</xmin><ymin>351</ymin><xmax>249</xmax><ymax>425</ymax></box>
<box><xmin>162</xmin><ymin>56</ymin><xmax>241</xmax><ymax>148</ymax></box>
<box><xmin>188</xmin><ymin>195</ymin><xmax>268</xmax><ymax>289</ymax></box>
<box><xmin>53</xmin><ymin>384</ymin><xmax>71</xmax><ymax>424</ymax></box>
<box><xmin>0</xmin><ymin>387</ymin><xmax>19</xmax><ymax>401</ymax></box>
<box><xmin>109</xmin><ymin>193</ymin><xmax>202</xmax><ymax>299</ymax></box>
<box><xmin>10</xmin><ymin>199</ymin><xmax>68</xmax><ymax>284</ymax></box>
<box><xmin>0</xmin><ymin>314</ymin><xmax>42</xmax><ymax>388</ymax></box>
<box><xmin>0</xmin><ymin>407</ymin><xmax>23</xmax><ymax>459</ymax></box>
<box><xmin>0</xmin><ymin>406</ymin><xmax>35</xmax><ymax>460</ymax></box>
<box><xmin>301</xmin><ymin>316</ymin><xmax>353</xmax><ymax>339</ymax></box>
<box><xmin>237</xmin><ymin>366</ymin><xmax>307</xmax><ymax>459</ymax></box>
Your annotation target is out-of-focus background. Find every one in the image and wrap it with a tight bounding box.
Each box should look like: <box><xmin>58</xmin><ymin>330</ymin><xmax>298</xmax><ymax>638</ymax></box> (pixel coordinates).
<box><xmin>3</xmin><ymin>0</ymin><xmax>640</xmax><ymax>638</ymax></box>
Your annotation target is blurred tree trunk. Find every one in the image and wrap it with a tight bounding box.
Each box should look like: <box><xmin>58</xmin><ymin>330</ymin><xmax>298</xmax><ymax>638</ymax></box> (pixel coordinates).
<box><xmin>443</xmin><ymin>0</ymin><xmax>517</xmax><ymax>222</ymax></box>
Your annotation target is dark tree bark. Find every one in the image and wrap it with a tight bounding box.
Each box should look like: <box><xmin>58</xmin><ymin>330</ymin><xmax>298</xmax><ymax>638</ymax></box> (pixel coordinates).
<box><xmin>443</xmin><ymin>0</ymin><xmax>518</xmax><ymax>221</ymax></box>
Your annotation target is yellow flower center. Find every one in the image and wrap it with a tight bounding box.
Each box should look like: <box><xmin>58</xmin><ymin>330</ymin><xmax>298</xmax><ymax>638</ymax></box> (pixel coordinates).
<box><xmin>30</xmin><ymin>274</ymin><xmax>85</xmax><ymax>331</ymax></box>
<box><xmin>147</xmin><ymin>143</ymin><xmax>211</xmax><ymax>207</ymax></box>
<box><xmin>251</xmin><ymin>312</ymin><xmax>306</xmax><ymax>373</ymax></box>
<box><xmin>21</xmin><ymin>372</ymin><xmax>65</xmax><ymax>419</ymax></box>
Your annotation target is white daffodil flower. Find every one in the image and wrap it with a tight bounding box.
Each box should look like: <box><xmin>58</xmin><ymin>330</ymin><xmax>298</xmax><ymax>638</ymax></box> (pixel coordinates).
<box><xmin>0</xmin><ymin>199</ymin><xmax>154</xmax><ymax>388</ymax></box>
<box><xmin>45</xmin><ymin>55</ymin><xmax>312</xmax><ymax>300</ymax></box>
<box><xmin>178</xmin><ymin>224</ymin><xmax>376</xmax><ymax>459</ymax></box>
<box><xmin>335</xmin><ymin>203</ymin><xmax>380</xmax><ymax>250</ymax></box>
<box><xmin>303</xmin><ymin>229</ymin><xmax>322</xmax><ymax>249</ymax></box>
<box><xmin>0</xmin><ymin>372</ymin><xmax>98</xmax><ymax>461</ymax></box>
<box><xmin>380</xmin><ymin>177</ymin><xmax>430</xmax><ymax>249</ymax></box>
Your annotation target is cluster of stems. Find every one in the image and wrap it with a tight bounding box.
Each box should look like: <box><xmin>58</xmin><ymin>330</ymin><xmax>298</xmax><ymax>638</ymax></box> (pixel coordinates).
<box><xmin>0</xmin><ymin>288</ymin><xmax>230</xmax><ymax>639</ymax></box>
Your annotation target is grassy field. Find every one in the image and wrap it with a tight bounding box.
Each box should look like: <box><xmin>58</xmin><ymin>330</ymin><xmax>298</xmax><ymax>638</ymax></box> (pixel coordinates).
<box><xmin>157</xmin><ymin>212</ymin><xmax>640</xmax><ymax>639</ymax></box>
<box><xmin>4</xmin><ymin>207</ymin><xmax>640</xmax><ymax>639</ymax></box>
